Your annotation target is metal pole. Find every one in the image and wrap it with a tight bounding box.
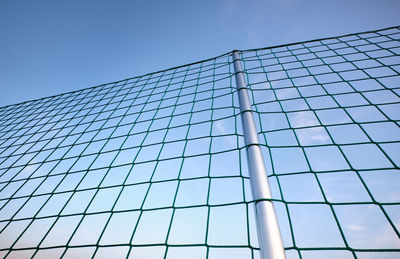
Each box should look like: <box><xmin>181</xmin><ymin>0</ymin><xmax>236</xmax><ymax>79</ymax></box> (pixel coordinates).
<box><xmin>232</xmin><ymin>50</ymin><xmax>286</xmax><ymax>259</ymax></box>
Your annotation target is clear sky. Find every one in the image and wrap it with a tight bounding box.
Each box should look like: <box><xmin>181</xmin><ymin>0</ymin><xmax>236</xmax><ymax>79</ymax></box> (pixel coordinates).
<box><xmin>0</xmin><ymin>0</ymin><xmax>399</xmax><ymax>106</ymax></box>
<box><xmin>0</xmin><ymin>6</ymin><xmax>399</xmax><ymax>257</ymax></box>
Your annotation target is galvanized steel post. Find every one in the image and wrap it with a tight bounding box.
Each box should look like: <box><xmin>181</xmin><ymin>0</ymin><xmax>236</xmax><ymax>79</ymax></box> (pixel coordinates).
<box><xmin>232</xmin><ymin>50</ymin><xmax>286</xmax><ymax>259</ymax></box>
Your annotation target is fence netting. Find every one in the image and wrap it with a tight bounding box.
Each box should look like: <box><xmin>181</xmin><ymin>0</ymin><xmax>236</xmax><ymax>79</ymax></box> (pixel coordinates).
<box><xmin>0</xmin><ymin>26</ymin><xmax>399</xmax><ymax>259</ymax></box>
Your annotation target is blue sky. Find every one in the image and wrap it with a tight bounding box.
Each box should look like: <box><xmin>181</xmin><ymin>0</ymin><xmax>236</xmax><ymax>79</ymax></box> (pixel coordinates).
<box><xmin>0</xmin><ymin>0</ymin><xmax>399</xmax><ymax>106</ymax></box>
<box><xmin>0</xmin><ymin>13</ymin><xmax>399</xmax><ymax>257</ymax></box>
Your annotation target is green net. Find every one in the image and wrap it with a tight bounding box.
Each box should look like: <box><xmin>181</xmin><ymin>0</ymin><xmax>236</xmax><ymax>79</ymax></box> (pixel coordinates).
<box><xmin>0</xmin><ymin>26</ymin><xmax>399</xmax><ymax>259</ymax></box>
<box><xmin>240</xmin><ymin>26</ymin><xmax>400</xmax><ymax>258</ymax></box>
